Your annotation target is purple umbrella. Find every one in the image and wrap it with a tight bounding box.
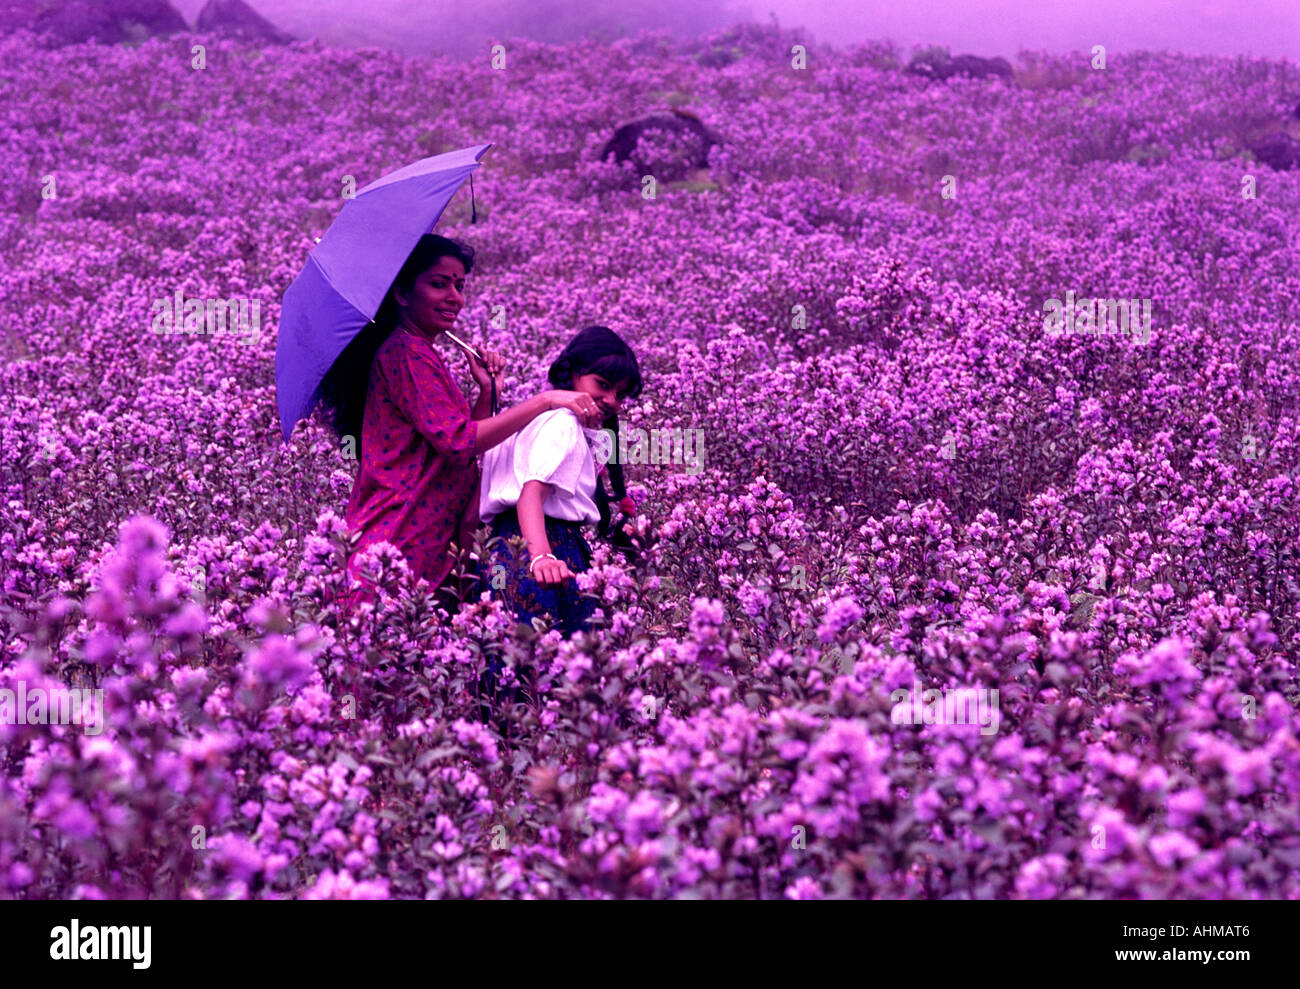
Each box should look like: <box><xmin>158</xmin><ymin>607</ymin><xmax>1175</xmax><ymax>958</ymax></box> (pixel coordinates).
<box><xmin>275</xmin><ymin>143</ymin><xmax>493</xmax><ymax>443</ymax></box>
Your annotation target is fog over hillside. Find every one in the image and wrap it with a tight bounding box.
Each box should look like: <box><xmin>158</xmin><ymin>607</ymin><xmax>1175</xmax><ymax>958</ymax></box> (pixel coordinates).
<box><xmin>171</xmin><ymin>0</ymin><xmax>752</xmax><ymax>57</ymax></box>
<box><xmin>165</xmin><ymin>0</ymin><xmax>1299</xmax><ymax>60</ymax></box>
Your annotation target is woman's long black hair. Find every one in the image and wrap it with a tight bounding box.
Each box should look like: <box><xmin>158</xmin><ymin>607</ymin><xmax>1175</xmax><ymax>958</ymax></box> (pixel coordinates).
<box><xmin>546</xmin><ymin>325</ymin><xmax>644</xmax><ymax>545</ymax></box>
<box><xmin>317</xmin><ymin>234</ymin><xmax>475</xmax><ymax>461</ymax></box>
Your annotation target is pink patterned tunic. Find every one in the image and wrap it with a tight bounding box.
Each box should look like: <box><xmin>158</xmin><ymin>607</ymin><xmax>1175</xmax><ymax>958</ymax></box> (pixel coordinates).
<box><xmin>344</xmin><ymin>326</ymin><xmax>479</xmax><ymax>604</ymax></box>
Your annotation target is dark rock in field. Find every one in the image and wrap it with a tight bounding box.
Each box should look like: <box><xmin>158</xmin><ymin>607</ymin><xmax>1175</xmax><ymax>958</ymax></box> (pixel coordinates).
<box><xmin>196</xmin><ymin>0</ymin><xmax>293</xmax><ymax>43</ymax></box>
<box><xmin>1248</xmin><ymin>131</ymin><xmax>1300</xmax><ymax>170</ymax></box>
<box><xmin>905</xmin><ymin>49</ymin><xmax>952</xmax><ymax>79</ymax></box>
<box><xmin>600</xmin><ymin>109</ymin><xmax>722</xmax><ymax>181</ymax></box>
<box><xmin>907</xmin><ymin>50</ymin><xmax>1014</xmax><ymax>82</ymax></box>
<box><xmin>26</xmin><ymin>0</ymin><xmax>187</xmax><ymax>45</ymax></box>
<box><xmin>952</xmin><ymin>54</ymin><xmax>1014</xmax><ymax>80</ymax></box>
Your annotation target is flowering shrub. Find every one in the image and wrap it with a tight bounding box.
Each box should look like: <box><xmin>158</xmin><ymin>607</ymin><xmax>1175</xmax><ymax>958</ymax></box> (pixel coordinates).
<box><xmin>2</xmin><ymin>21</ymin><xmax>1299</xmax><ymax>898</ymax></box>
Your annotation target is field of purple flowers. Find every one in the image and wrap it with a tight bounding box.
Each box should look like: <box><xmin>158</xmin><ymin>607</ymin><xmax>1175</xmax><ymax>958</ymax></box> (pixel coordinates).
<box><xmin>2</xmin><ymin>21</ymin><xmax>1299</xmax><ymax>898</ymax></box>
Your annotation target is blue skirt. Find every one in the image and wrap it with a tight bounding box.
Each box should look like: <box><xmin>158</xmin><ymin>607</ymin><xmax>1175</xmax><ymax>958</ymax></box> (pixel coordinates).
<box><xmin>480</xmin><ymin>506</ymin><xmax>598</xmax><ymax>637</ymax></box>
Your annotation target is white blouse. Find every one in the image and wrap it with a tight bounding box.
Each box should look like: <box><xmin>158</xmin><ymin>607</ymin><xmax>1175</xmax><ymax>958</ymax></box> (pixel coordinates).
<box><xmin>479</xmin><ymin>408</ymin><xmax>603</xmax><ymax>525</ymax></box>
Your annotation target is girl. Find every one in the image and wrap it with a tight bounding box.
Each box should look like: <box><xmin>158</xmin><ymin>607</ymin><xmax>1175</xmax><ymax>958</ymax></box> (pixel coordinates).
<box><xmin>317</xmin><ymin>234</ymin><xmax>605</xmax><ymax>615</ymax></box>
<box><xmin>477</xmin><ymin>325</ymin><xmax>644</xmax><ymax>638</ymax></box>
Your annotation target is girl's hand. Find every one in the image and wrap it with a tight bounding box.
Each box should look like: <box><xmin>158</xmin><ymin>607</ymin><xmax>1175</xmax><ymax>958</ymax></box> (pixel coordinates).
<box><xmin>531</xmin><ymin>554</ymin><xmax>576</xmax><ymax>586</ymax></box>
<box><xmin>468</xmin><ymin>346</ymin><xmax>505</xmax><ymax>390</ymax></box>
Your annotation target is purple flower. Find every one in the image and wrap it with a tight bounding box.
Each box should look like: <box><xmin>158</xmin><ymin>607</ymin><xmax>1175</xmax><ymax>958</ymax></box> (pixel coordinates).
<box><xmin>1166</xmin><ymin>788</ymin><xmax>1206</xmax><ymax>827</ymax></box>
<box><xmin>1149</xmin><ymin>831</ymin><xmax>1201</xmax><ymax>868</ymax></box>
<box><xmin>304</xmin><ymin>869</ymin><xmax>390</xmax><ymax>900</ymax></box>
<box><xmin>1115</xmin><ymin>637</ymin><xmax>1201</xmax><ymax>702</ymax></box>
<box><xmin>84</xmin><ymin>517</ymin><xmax>172</xmax><ymax>629</ymax></box>
<box><xmin>211</xmin><ymin>834</ymin><xmax>264</xmax><ymax>883</ymax></box>
<box><xmin>784</xmin><ymin>876</ymin><xmax>824</xmax><ymax>899</ymax></box>
<box><xmin>586</xmin><ymin>782</ymin><xmax>630</xmax><ymax>825</ymax></box>
<box><xmin>54</xmin><ymin>801</ymin><xmax>98</xmax><ymax>840</ymax></box>
<box><xmin>688</xmin><ymin>597</ymin><xmax>726</xmax><ymax>634</ymax></box>
<box><xmin>623</xmin><ymin>791</ymin><xmax>665</xmax><ymax>843</ymax></box>
<box><xmin>451</xmin><ymin>718</ymin><xmax>501</xmax><ymax>765</ymax></box>
<box><xmin>1014</xmin><ymin>854</ymin><xmax>1068</xmax><ymax>898</ymax></box>
<box><xmin>8</xmin><ymin>862</ymin><xmax>34</xmax><ymax>889</ymax></box>
<box><xmin>818</xmin><ymin>595</ymin><xmax>865</xmax><ymax>643</ymax></box>
<box><xmin>243</xmin><ymin>635</ymin><xmax>314</xmax><ymax>691</ymax></box>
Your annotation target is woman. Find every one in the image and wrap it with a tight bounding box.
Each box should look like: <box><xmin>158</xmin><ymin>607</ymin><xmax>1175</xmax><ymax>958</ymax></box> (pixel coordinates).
<box><xmin>318</xmin><ymin>234</ymin><xmax>604</xmax><ymax>614</ymax></box>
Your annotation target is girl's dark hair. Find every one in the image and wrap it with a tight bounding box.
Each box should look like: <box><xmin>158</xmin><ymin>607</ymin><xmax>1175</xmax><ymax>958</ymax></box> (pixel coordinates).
<box><xmin>547</xmin><ymin>325</ymin><xmax>644</xmax><ymax>542</ymax></box>
<box><xmin>317</xmin><ymin>234</ymin><xmax>475</xmax><ymax>460</ymax></box>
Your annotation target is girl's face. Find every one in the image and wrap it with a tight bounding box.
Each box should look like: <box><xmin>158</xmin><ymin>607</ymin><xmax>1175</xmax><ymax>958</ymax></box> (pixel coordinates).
<box><xmin>395</xmin><ymin>256</ymin><xmax>466</xmax><ymax>334</ymax></box>
<box><xmin>571</xmin><ymin>371</ymin><xmax>631</xmax><ymax>419</ymax></box>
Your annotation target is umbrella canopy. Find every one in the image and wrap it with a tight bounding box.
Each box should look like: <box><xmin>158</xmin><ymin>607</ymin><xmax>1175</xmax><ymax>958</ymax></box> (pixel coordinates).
<box><xmin>275</xmin><ymin>143</ymin><xmax>492</xmax><ymax>442</ymax></box>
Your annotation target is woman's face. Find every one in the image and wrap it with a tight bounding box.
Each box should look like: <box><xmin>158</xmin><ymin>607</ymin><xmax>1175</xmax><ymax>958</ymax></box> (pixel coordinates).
<box><xmin>395</xmin><ymin>256</ymin><xmax>466</xmax><ymax>334</ymax></box>
<box><xmin>572</xmin><ymin>371</ymin><xmax>630</xmax><ymax>419</ymax></box>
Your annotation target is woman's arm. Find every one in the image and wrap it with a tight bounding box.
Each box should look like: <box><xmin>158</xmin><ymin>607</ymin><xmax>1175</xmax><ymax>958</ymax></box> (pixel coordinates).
<box><xmin>473</xmin><ymin>394</ymin><xmax>551</xmax><ymax>454</ymax></box>
<box><xmin>472</xmin><ymin>392</ymin><xmax>602</xmax><ymax>456</ymax></box>
<box><xmin>384</xmin><ymin>337</ymin><xmax>599</xmax><ymax>459</ymax></box>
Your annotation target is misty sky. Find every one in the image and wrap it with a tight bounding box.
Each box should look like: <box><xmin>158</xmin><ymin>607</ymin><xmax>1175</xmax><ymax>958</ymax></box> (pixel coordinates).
<box><xmin>172</xmin><ymin>0</ymin><xmax>1298</xmax><ymax>60</ymax></box>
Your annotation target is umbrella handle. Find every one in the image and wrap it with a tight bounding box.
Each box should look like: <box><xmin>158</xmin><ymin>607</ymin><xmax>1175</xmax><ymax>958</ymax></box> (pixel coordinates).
<box><xmin>490</xmin><ymin>375</ymin><xmax>499</xmax><ymax>416</ymax></box>
<box><xmin>444</xmin><ymin>330</ymin><xmax>483</xmax><ymax>363</ymax></box>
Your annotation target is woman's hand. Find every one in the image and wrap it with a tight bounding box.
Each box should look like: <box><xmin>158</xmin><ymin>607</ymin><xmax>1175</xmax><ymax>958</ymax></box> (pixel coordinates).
<box><xmin>531</xmin><ymin>554</ymin><xmax>576</xmax><ymax>587</ymax></box>
<box><xmin>545</xmin><ymin>389</ymin><xmax>605</xmax><ymax>429</ymax></box>
<box><xmin>467</xmin><ymin>346</ymin><xmax>505</xmax><ymax>390</ymax></box>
